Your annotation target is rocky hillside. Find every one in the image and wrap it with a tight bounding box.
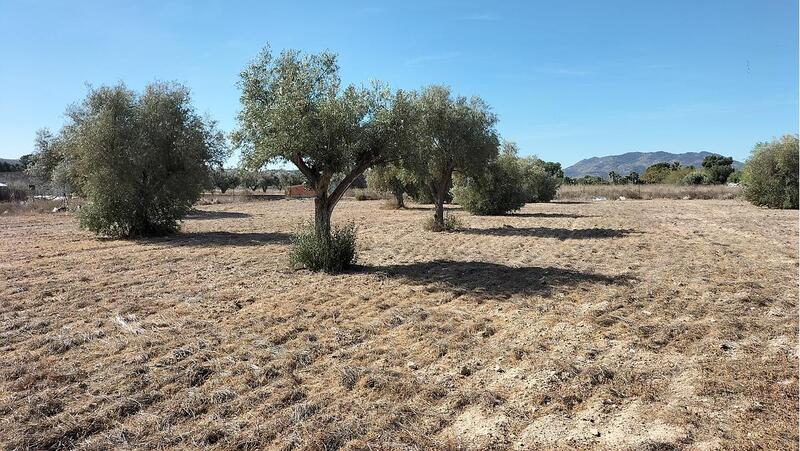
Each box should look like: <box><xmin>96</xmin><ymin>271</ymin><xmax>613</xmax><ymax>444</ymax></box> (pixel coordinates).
<box><xmin>564</xmin><ymin>151</ymin><xmax>743</xmax><ymax>177</ymax></box>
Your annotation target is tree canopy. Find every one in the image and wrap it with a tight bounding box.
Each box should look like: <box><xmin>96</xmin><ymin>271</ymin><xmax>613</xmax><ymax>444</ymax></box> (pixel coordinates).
<box><xmin>62</xmin><ymin>82</ymin><xmax>226</xmax><ymax>237</ymax></box>
<box><xmin>233</xmin><ymin>46</ymin><xmax>418</xmax><ymax>241</ymax></box>
<box><xmin>743</xmin><ymin>135</ymin><xmax>798</xmax><ymax>209</ymax></box>
<box><xmin>701</xmin><ymin>155</ymin><xmax>735</xmax><ymax>184</ymax></box>
<box><xmin>405</xmin><ymin>85</ymin><xmax>499</xmax><ymax>228</ymax></box>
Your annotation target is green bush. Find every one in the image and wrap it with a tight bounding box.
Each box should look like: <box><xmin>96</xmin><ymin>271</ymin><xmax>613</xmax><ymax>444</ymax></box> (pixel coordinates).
<box><xmin>289</xmin><ymin>222</ymin><xmax>357</xmax><ymax>272</ymax></box>
<box><xmin>352</xmin><ymin>189</ymin><xmax>382</xmax><ymax>201</ymax></box>
<box><xmin>701</xmin><ymin>155</ymin><xmax>735</xmax><ymax>184</ymax></box>
<box><xmin>726</xmin><ymin>170</ymin><xmax>742</xmax><ymax>184</ymax></box>
<box><xmin>743</xmin><ymin>135</ymin><xmax>799</xmax><ymax>209</ymax></box>
<box><xmin>423</xmin><ymin>212</ymin><xmax>462</xmax><ymax>232</ymax></box>
<box><xmin>453</xmin><ymin>154</ymin><xmax>526</xmax><ymax>215</ymax></box>
<box><xmin>662</xmin><ymin>166</ymin><xmax>695</xmax><ymax>184</ymax></box>
<box><xmin>0</xmin><ymin>183</ymin><xmax>28</xmax><ymax>202</ymax></box>
<box><xmin>520</xmin><ymin>157</ymin><xmax>560</xmax><ymax>202</ymax></box>
<box><xmin>64</xmin><ymin>83</ymin><xmax>226</xmax><ymax>238</ymax></box>
<box><xmin>452</xmin><ymin>153</ymin><xmax>559</xmax><ymax>215</ymax></box>
<box><xmin>641</xmin><ymin>162</ymin><xmax>672</xmax><ymax>184</ymax></box>
<box><xmin>679</xmin><ymin>171</ymin><xmax>712</xmax><ymax>185</ymax></box>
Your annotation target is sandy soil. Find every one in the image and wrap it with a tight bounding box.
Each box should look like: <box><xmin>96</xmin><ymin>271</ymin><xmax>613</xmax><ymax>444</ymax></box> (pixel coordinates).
<box><xmin>1</xmin><ymin>199</ymin><xmax>797</xmax><ymax>450</ymax></box>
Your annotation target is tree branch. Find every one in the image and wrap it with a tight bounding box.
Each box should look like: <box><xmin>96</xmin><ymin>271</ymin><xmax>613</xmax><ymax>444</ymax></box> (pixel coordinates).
<box><xmin>290</xmin><ymin>152</ymin><xmax>319</xmax><ymax>186</ymax></box>
<box><xmin>327</xmin><ymin>157</ymin><xmax>375</xmax><ymax>211</ymax></box>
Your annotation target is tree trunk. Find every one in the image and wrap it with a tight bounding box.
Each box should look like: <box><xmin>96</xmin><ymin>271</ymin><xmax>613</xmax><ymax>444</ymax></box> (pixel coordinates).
<box><xmin>430</xmin><ymin>180</ymin><xmax>444</xmax><ymax>228</ymax></box>
<box><xmin>431</xmin><ymin>167</ymin><xmax>453</xmax><ymax>229</ymax></box>
<box><xmin>434</xmin><ymin>197</ymin><xmax>444</xmax><ymax>227</ymax></box>
<box><xmin>393</xmin><ymin>190</ymin><xmax>405</xmax><ymax>209</ymax></box>
<box><xmin>314</xmin><ymin>194</ymin><xmax>332</xmax><ymax>242</ymax></box>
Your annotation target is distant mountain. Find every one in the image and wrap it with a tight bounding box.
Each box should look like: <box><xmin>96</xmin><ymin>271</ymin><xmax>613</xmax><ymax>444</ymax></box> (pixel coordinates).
<box><xmin>0</xmin><ymin>158</ymin><xmax>20</xmax><ymax>166</ymax></box>
<box><xmin>564</xmin><ymin>151</ymin><xmax>744</xmax><ymax>178</ymax></box>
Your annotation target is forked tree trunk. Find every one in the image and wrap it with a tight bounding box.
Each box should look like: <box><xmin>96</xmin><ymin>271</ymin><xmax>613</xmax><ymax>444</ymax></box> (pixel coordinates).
<box><xmin>291</xmin><ymin>152</ymin><xmax>374</xmax><ymax>242</ymax></box>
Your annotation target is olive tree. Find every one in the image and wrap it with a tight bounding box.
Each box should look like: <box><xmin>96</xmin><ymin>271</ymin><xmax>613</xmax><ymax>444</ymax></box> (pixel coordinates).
<box><xmin>453</xmin><ymin>153</ymin><xmax>527</xmax><ymax>215</ymax></box>
<box><xmin>367</xmin><ymin>164</ymin><xmax>415</xmax><ymax>208</ymax></box>
<box><xmin>27</xmin><ymin>129</ymin><xmax>62</xmax><ymax>181</ymax></box>
<box><xmin>519</xmin><ymin>156</ymin><xmax>560</xmax><ymax>202</ymax></box>
<box><xmin>26</xmin><ymin>128</ymin><xmax>78</xmax><ymax>199</ymax></box>
<box><xmin>233</xmin><ymin>46</ymin><xmax>417</xmax><ymax>243</ymax></box>
<box><xmin>258</xmin><ymin>172</ymin><xmax>279</xmax><ymax>192</ymax></box>
<box><xmin>408</xmin><ymin>85</ymin><xmax>499</xmax><ymax>229</ymax></box>
<box><xmin>211</xmin><ymin>168</ymin><xmax>239</xmax><ymax>193</ymax></box>
<box><xmin>701</xmin><ymin>155</ymin><xmax>735</xmax><ymax>184</ymax></box>
<box><xmin>61</xmin><ymin>82</ymin><xmax>226</xmax><ymax>237</ymax></box>
<box><xmin>743</xmin><ymin>135</ymin><xmax>798</xmax><ymax>209</ymax></box>
<box><xmin>238</xmin><ymin>170</ymin><xmax>260</xmax><ymax>191</ymax></box>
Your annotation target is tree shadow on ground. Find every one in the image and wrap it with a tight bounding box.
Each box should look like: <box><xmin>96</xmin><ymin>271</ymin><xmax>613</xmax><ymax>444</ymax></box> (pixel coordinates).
<box><xmin>402</xmin><ymin>206</ymin><xmax>463</xmax><ymax>211</ymax></box>
<box><xmin>457</xmin><ymin>227</ymin><xmax>637</xmax><ymax>240</ymax></box>
<box><xmin>150</xmin><ymin>231</ymin><xmax>290</xmax><ymax>247</ymax></box>
<box><xmin>185</xmin><ymin>210</ymin><xmax>251</xmax><ymax>220</ymax></box>
<box><xmin>508</xmin><ymin>212</ymin><xmax>594</xmax><ymax>218</ymax></box>
<box><xmin>358</xmin><ymin>260</ymin><xmax>629</xmax><ymax>299</ymax></box>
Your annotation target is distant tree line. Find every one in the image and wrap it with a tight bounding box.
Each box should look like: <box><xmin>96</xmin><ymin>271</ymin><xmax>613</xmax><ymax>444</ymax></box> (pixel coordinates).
<box><xmin>208</xmin><ymin>168</ymin><xmax>309</xmax><ymax>193</ymax></box>
<box><xmin>365</xmin><ymin>140</ymin><xmax>562</xmax><ymax>215</ymax></box>
<box><xmin>563</xmin><ymin>155</ymin><xmax>740</xmax><ymax>186</ymax></box>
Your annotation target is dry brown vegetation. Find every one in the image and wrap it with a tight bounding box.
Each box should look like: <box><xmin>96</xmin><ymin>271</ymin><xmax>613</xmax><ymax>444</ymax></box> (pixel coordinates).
<box><xmin>557</xmin><ymin>184</ymin><xmax>740</xmax><ymax>201</ymax></box>
<box><xmin>1</xmin><ymin>198</ymin><xmax>797</xmax><ymax>450</ymax></box>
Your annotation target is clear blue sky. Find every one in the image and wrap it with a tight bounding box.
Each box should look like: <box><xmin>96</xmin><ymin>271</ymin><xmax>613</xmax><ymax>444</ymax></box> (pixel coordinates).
<box><xmin>1</xmin><ymin>0</ymin><xmax>797</xmax><ymax>166</ymax></box>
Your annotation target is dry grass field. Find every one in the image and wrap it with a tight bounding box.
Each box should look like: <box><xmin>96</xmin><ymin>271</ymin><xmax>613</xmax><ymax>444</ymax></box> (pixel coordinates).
<box><xmin>556</xmin><ymin>184</ymin><xmax>740</xmax><ymax>201</ymax></box>
<box><xmin>1</xmin><ymin>198</ymin><xmax>797</xmax><ymax>450</ymax></box>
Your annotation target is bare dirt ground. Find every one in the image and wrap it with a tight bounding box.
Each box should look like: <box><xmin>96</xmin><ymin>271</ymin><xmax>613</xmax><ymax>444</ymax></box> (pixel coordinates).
<box><xmin>1</xmin><ymin>199</ymin><xmax>797</xmax><ymax>450</ymax></box>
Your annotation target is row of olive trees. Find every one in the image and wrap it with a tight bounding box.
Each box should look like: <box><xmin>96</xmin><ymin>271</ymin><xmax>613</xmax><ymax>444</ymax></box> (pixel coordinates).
<box><xmin>209</xmin><ymin>168</ymin><xmax>305</xmax><ymax>193</ymax></box>
<box><xmin>366</xmin><ymin>140</ymin><xmax>561</xmax><ymax>214</ymax></box>
<box><xmin>28</xmin><ymin>45</ymin><xmax>505</xmax><ymax>271</ymax></box>
<box><xmin>33</xmin><ymin>43</ymin><xmax>793</xmax><ymax>273</ymax></box>
<box><xmin>232</xmin><ymin>47</ymin><xmax>501</xmax><ymax>241</ymax></box>
<box><xmin>25</xmin><ymin>47</ymin><xmax>495</xmax><ymax>240</ymax></box>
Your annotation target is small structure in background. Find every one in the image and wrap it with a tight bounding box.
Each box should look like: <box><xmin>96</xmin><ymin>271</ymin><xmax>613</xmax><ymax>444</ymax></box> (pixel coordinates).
<box><xmin>285</xmin><ymin>184</ymin><xmax>315</xmax><ymax>198</ymax></box>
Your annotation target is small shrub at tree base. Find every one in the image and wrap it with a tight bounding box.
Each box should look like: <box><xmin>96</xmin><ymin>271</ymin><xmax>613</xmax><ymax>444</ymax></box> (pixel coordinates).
<box><xmin>743</xmin><ymin>135</ymin><xmax>799</xmax><ymax>209</ymax></box>
<box><xmin>423</xmin><ymin>213</ymin><xmax>462</xmax><ymax>232</ymax></box>
<box><xmin>289</xmin><ymin>223</ymin><xmax>357</xmax><ymax>272</ymax></box>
